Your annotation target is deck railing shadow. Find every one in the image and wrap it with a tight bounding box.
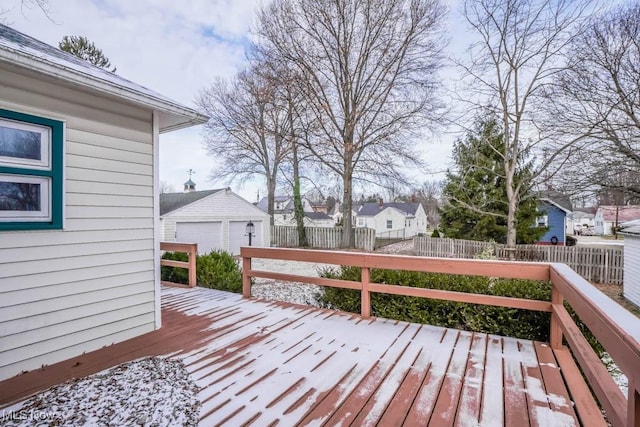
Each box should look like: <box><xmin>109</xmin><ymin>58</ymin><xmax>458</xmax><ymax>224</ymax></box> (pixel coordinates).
<box><xmin>241</xmin><ymin>246</ymin><xmax>640</xmax><ymax>427</ymax></box>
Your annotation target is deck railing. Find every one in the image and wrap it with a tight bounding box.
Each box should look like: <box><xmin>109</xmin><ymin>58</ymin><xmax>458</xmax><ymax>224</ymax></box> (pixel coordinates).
<box><xmin>240</xmin><ymin>246</ymin><xmax>640</xmax><ymax>427</ymax></box>
<box><xmin>160</xmin><ymin>242</ymin><xmax>197</xmax><ymax>287</ymax></box>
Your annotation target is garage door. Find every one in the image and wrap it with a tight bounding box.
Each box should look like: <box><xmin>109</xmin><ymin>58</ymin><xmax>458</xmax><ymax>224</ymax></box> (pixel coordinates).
<box><xmin>229</xmin><ymin>220</ymin><xmax>263</xmax><ymax>255</ymax></box>
<box><xmin>176</xmin><ymin>222</ymin><xmax>223</xmax><ymax>255</ymax></box>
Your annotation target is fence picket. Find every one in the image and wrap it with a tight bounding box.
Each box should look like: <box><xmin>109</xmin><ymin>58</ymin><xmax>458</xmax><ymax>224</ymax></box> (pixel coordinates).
<box><xmin>271</xmin><ymin>226</ymin><xmax>376</xmax><ymax>251</ymax></box>
<box><xmin>413</xmin><ymin>236</ymin><xmax>623</xmax><ymax>285</ymax></box>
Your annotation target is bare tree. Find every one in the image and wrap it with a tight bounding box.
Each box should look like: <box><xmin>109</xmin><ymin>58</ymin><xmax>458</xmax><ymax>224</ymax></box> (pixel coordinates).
<box><xmin>459</xmin><ymin>0</ymin><xmax>594</xmax><ymax>250</ymax></box>
<box><xmin>255</xmin><ymin>0</ymin><xmax>447</xmax><ymax>247</ymax></box>
<box><xmin>159</xmin><ymin>181</ymin><xmax>175</xmax><ymax>194</ymax></box>
<box><xmin>197</xmin><ymin>66</ymin><xmax>291</xmax><ymax>225</ymax></box>
<box><xmin>547</xmin><ymin>3</ymin><xmax>640</xmax><ymax>203</ymax></box>
<box><xmin>1</xmin><ymin>0</ymin><xmax>52</xmax><ymax>23</ymax></box>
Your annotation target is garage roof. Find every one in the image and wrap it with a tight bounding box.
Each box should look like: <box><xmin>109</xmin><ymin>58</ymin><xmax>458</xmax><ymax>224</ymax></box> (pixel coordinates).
<box><xmin>160</xmin><ymin>189</ymin><xmax>225</xmax><ymax>215</ymax></box>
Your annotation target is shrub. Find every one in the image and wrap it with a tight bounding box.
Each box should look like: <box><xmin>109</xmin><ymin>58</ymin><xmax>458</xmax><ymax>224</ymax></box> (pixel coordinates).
<box><xmin>431</xmin><ymin>229</ymin><xmax>441</xmax><ymax>238</ymax></box>
<box><xmin>161</xmin><ymin>251</ymin><xmax>189</xmax><ymax>284</ymax></box>
<box><xmin>318</xmin><ymin>266</ymin><xmax>551</xmax><ymax>341</ymax></box>
<box><xmin>318</xmin><ymin>266</ymin><xmax>603</xmax><ymax>351</ymax></box>
<box><xmin>161</xmin><ymin>250</ymin><xmax>243</xmax><ymax>293</ymax></box>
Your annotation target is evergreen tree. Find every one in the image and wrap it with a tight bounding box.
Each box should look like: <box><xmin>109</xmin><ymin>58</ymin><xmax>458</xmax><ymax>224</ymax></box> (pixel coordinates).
<box><xmin>58</xmin><ymin>35</ymin><xmax>116</xmax><ymax>72</ymax></box>
<box><xmin>439</xmin><ymin>115</ymin><xmax>544</xmax><ymax>244</ymax></box>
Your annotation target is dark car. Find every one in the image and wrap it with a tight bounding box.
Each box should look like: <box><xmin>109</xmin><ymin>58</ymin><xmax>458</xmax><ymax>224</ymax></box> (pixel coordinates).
<box><xmin>566</xmin><ymin>235</ymin><xmax>577</xmax><ymax>246</ymax></box>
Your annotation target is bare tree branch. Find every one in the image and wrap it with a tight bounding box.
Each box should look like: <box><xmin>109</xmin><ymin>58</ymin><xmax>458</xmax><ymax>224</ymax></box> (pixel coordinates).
<box><xmin>255</xmin><ymin>0</ymin><xmax>447</xmax><ymax>247</ymax></box>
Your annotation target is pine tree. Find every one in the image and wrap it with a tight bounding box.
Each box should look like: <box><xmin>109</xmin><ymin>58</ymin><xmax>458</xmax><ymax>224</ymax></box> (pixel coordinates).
<box><xmin>58</xmin><ymin>35</ymin><xmax>116</xmax><ymax>72</ymax></box>
<box><xmin>439</xmin><ymin>115</ymin><xmax>544</xmax><ymax>244</ymax></box>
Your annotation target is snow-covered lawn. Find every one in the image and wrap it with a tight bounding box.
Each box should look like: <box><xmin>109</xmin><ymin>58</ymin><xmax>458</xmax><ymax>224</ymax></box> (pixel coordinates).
<box><xmin>1</xmin><ymin>358</ymin><xmax>199</xmax><ymax>427</ymax></box>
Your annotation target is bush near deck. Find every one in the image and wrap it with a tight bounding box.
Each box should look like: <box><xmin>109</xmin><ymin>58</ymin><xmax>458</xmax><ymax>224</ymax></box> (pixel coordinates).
<box><xmin>161</xmin><ymin>250</ymin><xmax>242</xmax><ymax>293</ymax></box>
<box><xmin>318</xmin><ymin>267</ymin><xmax>602</xmax><ymax>352</ymax></box>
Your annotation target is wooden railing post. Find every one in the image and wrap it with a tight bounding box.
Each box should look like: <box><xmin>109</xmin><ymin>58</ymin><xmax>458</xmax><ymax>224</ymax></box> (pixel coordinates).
<box><xmin>550</xmin><ymin>285</ymin><xmax>563</xmax><ymax>349</ymax></box>
<box><xmin>188</xmin><ymin>243</ymin><xmax>197</xmax><ymax>288</ymax></box>
<box><xmin>242</xmin><ymin>254</ymin><xmax>252</xmax><ymax>298</ymax></box>
<box><xmin>630</xmin><ymin>385</ymin><xmax>640</xmax><ymax>427</ymax></box>
<box><xmin>361</xmin><ymin>267</ymin><xmax>371</xmax><ymax>318</ymax></box>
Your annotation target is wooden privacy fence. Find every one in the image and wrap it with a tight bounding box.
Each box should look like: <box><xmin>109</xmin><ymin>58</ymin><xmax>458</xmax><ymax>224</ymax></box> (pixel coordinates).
<box><xmin>414</xmin><ymin>236</ymin><xmax>624</xmax><ymax>285</ymax></box>
<box><xmin>241</xmin><ymin>247</ymin><xmax>640</xmax><ymax>427</ymax></box>
<box><xmin>271</xmin><ymin>225</ymin><xmax>376</xmax><ymax>251</ymax></box>
<box><xmin>160</xmin><ymin>242</ymin><xmax>197</xmax><ymax>287</ymax></box>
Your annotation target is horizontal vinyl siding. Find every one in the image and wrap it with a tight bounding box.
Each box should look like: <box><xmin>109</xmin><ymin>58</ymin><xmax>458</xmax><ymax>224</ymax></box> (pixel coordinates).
<box><xmin>540</xmin><ymin>205</ymin><xmax>566</xmax><ymax>243</ymax></box>
<box><xmin>0</xmin><ymin>67</ymin><xmax>156</xmax><ymax>380</ymax></box>
<box><xmin>624</xmin><ymin>236</ymin><xmax>640</xmax><ymax>307</ymax></box>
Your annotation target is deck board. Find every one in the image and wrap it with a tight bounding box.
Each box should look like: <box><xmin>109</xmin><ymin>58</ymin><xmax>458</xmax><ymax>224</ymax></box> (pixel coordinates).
<box><xmin>0</xmin><ymin>286</ymin><xmax>588</xmax><ymax>426</ymax></box>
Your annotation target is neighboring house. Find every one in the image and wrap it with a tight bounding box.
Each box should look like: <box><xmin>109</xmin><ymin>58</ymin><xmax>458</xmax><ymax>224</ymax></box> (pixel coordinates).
<box><xmin>161</xmin><ymin>186</ymin><xmax>270</xmax><ymax>255</ymax></box>
<box><xmin>621</xmin><ymin>225</ymin><xmax>640</xmax><ymax>308</ymax></box>
<box><xmin>355</xmin><ymin>199</ymin><xmax>427</xmax><ymax>238</ymax></box>
<box><xmin>0</xmin><ymin>25</ymin><xmax>207</xmax><ymax>381</ymax></box>
<box><xmin>594</xmin><ymin>205</ymin><xmax>640</xmax><ymax>235</ymax></box>
<box><xmin>328</xmin><ymin>200</ymin><xmax>360</xmax><ymax>226</ymax></box>
<box><xmin>572</xmin><ymin>208</ymin><xmax>596</xmax><ymax>234</ymax></box>
<box><xmin>256</xmin><ymin>196</ymin><xmax>333</xmax><ymax>227</ymax></box>
<box><xmin>328</xmin><ymin>201</ymin><xmax>360</xmax><ymax>227</ymax></box>
<box><xmin>536</xmin><ymin>191</ymin><xmax>573</xmax><ymax>245</ymax></box>
<box><xmin>301</xmin><ymin>211</ymin><xmax>335</xmax><ymax>227</ymax></box>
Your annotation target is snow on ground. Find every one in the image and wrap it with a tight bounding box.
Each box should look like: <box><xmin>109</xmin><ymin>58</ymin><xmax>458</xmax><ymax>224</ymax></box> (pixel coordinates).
<box><xmin>249</xmin><ymin>257</ymin><xmax>332</xmax><ymax>306</ymax></box>
<box><xmin>374</xmin><ymin>239</ymin><xmax>415</xmax><ymax>255</ymax></box>
<box><xmin>601</xmin><ymin>352</ymin><xmax>629</xmax><ymax>396</ymax></box>
<box><xmin>248</xmin><ymin>240</ymin><xmax>414</xmax><ymax>306</ymax></box>
<box><xmin>1</xmin><ymin>358</ymin><xmax>199</xmax><ymax>427</ymax></box>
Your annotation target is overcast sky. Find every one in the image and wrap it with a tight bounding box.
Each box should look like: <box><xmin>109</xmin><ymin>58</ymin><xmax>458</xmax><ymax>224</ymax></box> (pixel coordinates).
<box><xmin>4</xmin><ymin>0</ymin><xmax>456</xmax><ymax>201</ymax></box>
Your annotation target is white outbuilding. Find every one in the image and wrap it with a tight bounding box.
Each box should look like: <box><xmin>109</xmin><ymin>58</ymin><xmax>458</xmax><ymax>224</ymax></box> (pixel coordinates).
<box><xmin>160</xmin><ymin>187</ymin><xmax>271</xmax><ymax>255</ymax></box>
<box><xmin>621</xmin><ymin>225</ymin><xmax>640</xmax><ymax>308</ymax></box>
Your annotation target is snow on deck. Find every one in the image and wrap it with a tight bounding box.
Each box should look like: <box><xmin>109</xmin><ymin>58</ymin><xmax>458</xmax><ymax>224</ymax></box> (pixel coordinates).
<box><xmin>161</xmin><ymin>286</ymin><xmax>578</xmax><ymax>426</ymax></box>
<box><xmin>0</xmin><ymin>286</ymin><xmax>581</xmax><ymax>426</ymax></box>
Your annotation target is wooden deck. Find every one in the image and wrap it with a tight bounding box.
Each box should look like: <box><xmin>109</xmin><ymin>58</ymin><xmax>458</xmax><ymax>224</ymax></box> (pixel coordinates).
<box><xmin>0</xmin><ymin>286</ymin><xmax>584</xmax><ymax>426</ymax></box>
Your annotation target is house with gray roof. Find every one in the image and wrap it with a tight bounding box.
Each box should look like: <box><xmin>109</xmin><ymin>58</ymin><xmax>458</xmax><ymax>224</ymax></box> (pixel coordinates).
<box><xmin>536</xmin><ymin>191</ymin><xmax>573</xmax><ymax>245</ymax></box>
<box><xmin>161</xmin><ymin>184</ymin><xmax>271</xmax><ymax>255</ymax></box>
<box><xmin>355</xmin><ymin>199</ymin><xmax>427</xmax><ymax>238</ymax></box>
<box><xmin>256</xmin><ymin>196</ymin><xmax>334</xmax><ymax>227</ymax></box>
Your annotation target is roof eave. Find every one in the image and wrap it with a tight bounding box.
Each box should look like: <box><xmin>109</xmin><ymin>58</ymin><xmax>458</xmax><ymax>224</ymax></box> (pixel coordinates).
<box><xmin>540</xmin><ymin>198</ymin><xmax>572</xmax><ymax>214</ymax></box>
<box><xmin>0</xmin><ymin>48</ymin><xmax>209</xmax><ymax>132</ymax></box>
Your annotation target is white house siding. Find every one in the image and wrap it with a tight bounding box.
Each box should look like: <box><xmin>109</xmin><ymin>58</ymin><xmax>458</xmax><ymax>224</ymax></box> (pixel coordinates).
<box><xmin>161</xmin><ymin>190</ymin><xmax>271</xmax><ymax>255</ymax></box>
<box><xmin>357</xmin><ymin>205</ymin><xmax>427</xmax><ymax>238</ymax></box>
<box><xmin>623</xmin><ymin>233</ymin><xmax>640</xmax><ymax>307</ymax></box>
<box><xmin>0</xmin><ymin>67</ymin><xmax>157</xmax><ymax>381</ymax></box>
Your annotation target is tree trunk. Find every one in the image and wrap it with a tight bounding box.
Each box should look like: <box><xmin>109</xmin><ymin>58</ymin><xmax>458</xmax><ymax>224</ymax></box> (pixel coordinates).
<box><xmin>341</xmin><ymin>168</ymin><xmax>354</xmax><ymax>248</ymax></box>
<box><xmin>267</xmin><ymin>176</ymin><xmax>276</xmax><ymax>227</ymax></box>
<box><xmin>292</xmin><ymin>142</ymin><xmax>308</xmax><ymax>246</ymax></box>
<box><xmin>505</xmin><ymin>166</ymin><xmax>517</xmax><ymax>259</ymax></box>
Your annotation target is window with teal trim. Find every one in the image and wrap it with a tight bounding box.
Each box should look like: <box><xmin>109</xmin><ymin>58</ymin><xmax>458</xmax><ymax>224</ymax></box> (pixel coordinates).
<box><xmin>0</xmin><ymin>108</ymin><xmax>63</xmax><ymax>230</ymax></box>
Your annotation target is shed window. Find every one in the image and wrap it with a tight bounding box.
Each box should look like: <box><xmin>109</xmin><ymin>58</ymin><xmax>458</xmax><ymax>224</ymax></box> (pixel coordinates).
<box><xmin>386</xmin><ymin>220</ymin><xmax>392</xmax><ymax>229</ymax></box>
<box><xmin>536</xmin><ymin>215</ymin><xmax>548</xmax><ymax>228</ymax></box>
<box><xmin>0</xmin><ymin>109</ymin><xmax>63</xmax><ymax>230</ymax></box>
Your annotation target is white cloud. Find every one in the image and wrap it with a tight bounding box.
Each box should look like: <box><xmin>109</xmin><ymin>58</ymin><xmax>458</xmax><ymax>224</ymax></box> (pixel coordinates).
<box><xmin>5</xmin><ymin>0</ymin><xmax>453</xmax><ymax>201</ymax></box>
<box><xmin>5</xmin><ymin>0</ymin><xmax>266</xmax><ymax>199</ymax></box>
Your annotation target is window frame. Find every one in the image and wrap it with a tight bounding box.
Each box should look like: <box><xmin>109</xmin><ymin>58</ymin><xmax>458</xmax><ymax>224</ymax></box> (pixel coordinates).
<box><xmin>0</xmin><ymin>108</ymin><xmax>64</xmax><ymax>231</ymax></box>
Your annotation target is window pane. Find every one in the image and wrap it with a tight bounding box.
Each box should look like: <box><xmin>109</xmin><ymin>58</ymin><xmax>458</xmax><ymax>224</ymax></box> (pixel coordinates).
<box><xmin>0</xmin><ymin>125</ymin><xmax>42</xmax><ymax>161</ymax></box>
<box><xmin>0</xmin><ymin>181</ymin><xmax>41</xmax><ymax>211</ymax></box>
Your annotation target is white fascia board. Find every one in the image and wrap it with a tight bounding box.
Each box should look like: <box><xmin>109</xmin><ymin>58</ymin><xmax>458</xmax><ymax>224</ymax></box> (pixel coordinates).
<box><xmin>0</xmin><ymin>49</ymin><xmax>208</xmax><ymax>131</ymax></box>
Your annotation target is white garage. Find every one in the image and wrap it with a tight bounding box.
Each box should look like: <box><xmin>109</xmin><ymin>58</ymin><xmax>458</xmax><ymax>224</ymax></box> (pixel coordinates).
<box><xmin>176</xmin><ymin>222</ymin><xmax>223</xmax><ymax>254</ymax></box>
<box><xmin>229</xmin><ymin>220</ymin><xmax>264</xmax><ymax>254</ymax></box>
<box><xmin>160</xmin><ymin>187</ymin><xmax>271</xmax><ymax>255</ymax></box>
